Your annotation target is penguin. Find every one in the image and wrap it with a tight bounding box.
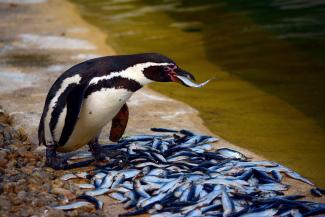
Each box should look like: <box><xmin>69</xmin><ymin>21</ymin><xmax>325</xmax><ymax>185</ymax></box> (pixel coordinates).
<box><xmin>38</xmin><ymin>53</ymin><xmax>196</xmax><ymax>169</ymax></box>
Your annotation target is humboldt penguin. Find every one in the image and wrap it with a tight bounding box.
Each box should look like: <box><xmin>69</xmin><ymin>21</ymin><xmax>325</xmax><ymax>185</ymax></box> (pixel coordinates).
<box><xmin>38</xmin><ymin>53</ymin><xmax>196</xmax><ymax>169</ymax></box>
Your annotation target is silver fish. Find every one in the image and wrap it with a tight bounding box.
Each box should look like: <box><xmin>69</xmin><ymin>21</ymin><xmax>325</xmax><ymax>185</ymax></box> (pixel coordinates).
<box><xmin>152</xmin><ymin>138</ymin><xmax>162</xmax><ymax>150</ymax></box>
<box><xmin>160</xmin><ymin>143</ymin><xmax>169</xmax><ymax>153</ymax></box>
<box><xmin>151</xmin><ymin>212</ymin><xmax>176</xmax><ymax>217</ymax></box>
<box><xmin>167</xmin><ymin>156</ymin><xmax>189</xmax><ymax>162</ymax></box>
<box><xmin>77</xmin><ymin>183</ymin><xmax>95</xmax><ymax>189</ymax></box>
<box><xmin>155</xmin><ymin>177</ymin><xmax>183</xmax><ymax>195</ymax></box>
<box><xmin>94</xmin><ymin>178</ymin><xmax>102</xmax><ymax>188</ymax></box>
<box><xmin>258</xmin><ymin>183</ymin><xmax>288</xmax><ymax>191</ymax></box>
<box><xmin>134</xmin><ymin>179</ymin><xmax>151</xmax><ymax>198</ymax></box>
<box><xmin>143</xmin><ymin>183</ymin><xmax>163</xmax><ymax>192</ymax></box>
<box><xmin>184</xmin><ymin>186</ymin><xmax>222</xmax><ymax>212</ymax></box>
<box><xmin>194</xmin><ymin>184</ymin><xmax>204</xmax><ymax>199</ymax></box>
<box><xmin>92</xmin><ymin>172</ymin><xmax>107</xmax><ymax>180</ymax></box>
<box><xmin>216</xmin><ymin>148</ymin><xmax>247</xmax><ymax>160</ymax></box>
<box><xmin>202</xmin><ymin>178</ymin><xmax>248</xmax><ymax>189</ymax></box>
<box><xmin>61</xmin><ymin>173</ymin><xmax>77</xmax><ymax>181</ymax></box>
<box><xmin>174</xmin><ymin>182</ymin><xmax>191</xmax><ymax>198</ymax></box>
<box><xmin>271</xmin><ymin>170</ymin><xmax>283</xmax><ymax>182</ymax></box>
<box><xmin>235</xmin><ymin>161</ymin><xmax>277</xmax><ymax>167</ymax></box>
<box><xmin>221</xmin><ymin>187</ymin><xmax>235</xmax><ymax>217</ymax></box>
<box><xmin>186</xmin><ymin>209</ymin><xmax>202</xmax><ymax>217</ymax></box>
<box><xmin>123</xmin><ymin>191</ymin><xmax>137</xmax><ymax>208</ymax></box>
<box><xmin>138</xmin><ymin>192</ymin><xmax>168</xmax><ymax>208</ymax></box>
<box><xmin>284</xmin><ymin>171</ymin><xmax>314</xmax><ymax>186</ymax></box>
<box><xmin>109</xmin><ymin>192</ymin><xmax>127</xmax><ymax>202</ymax></box>
<box><xmin>290</xmin><ymin>209</ymin><xmax>303</xmax><ymax>217</ymax></box>
<box><xmin>152</xmin><ymin>152</ymin><xmax>168</xmax><ymax>163</ymax></box>
<box><xmin>75</xmin><ymin>172</ymin><xmax>89</xmax><ymax>179</ymax></box>
<box><xmin>201</xmin><ymin>203</ymin><xmax>222</xmax><ymax>213</ymax></box>
<box><xmin>99</xmin><ymin>172</ymin><xmax>116</xmax><ymax>189</ymax></box>
<box><xmin>110</xmin><ymin>186</ymin><xmax>131</xmax><ymax>194</ymax></box>
<box><xmin>120</xmin><ymin>169</ymin><xmax>140</xmax><ymax>179</ymax></box>
<box><xmin>179</xmin><ymin>188</ymin><xmax>190</xmax><ymax>202</ymax></box>
<box><xmin>239</xmin><ymin>208</ymin><xmax>277</xmax><ymax>217</ymax></box>
<box><xmin>76</xmin><ymin>195</ymin><xmax>103</xmax><ymax>210</ymax></box>
<box><xmin>147</xmin><ymin>168</ymin><xmax>168</xmax><ymax>177</ymax></box>
<box><xmin>142</xmin><ymin>175</ymin><xmax>176</xmax><ymax>184</ymax></box>
<box><xmin>189</xmin><ymin>147</ymin><xmax>206</xmax><ymax>153</ymax></box>
<box><xmin>120</xmin><ymin>181</ymin><xmax>133</xmax><ymax>190</ymax></box>
<box><xmin>85</xmin><ymin>188</ymin><xmax>110</xmax><ymax>197</ymax></box>
<box><xmin>176</xmin><ymin>74</ymin><xmax>212</xmax><ymax>88</ymax></box>
<box><xmin>135</xmin><ymin>162</ymin><xmax>169</xmax><ymax>168</ymax></box>
<box><xmin>111</xmin><ymin>174</ymin><xmax>125</xmax><ymax>188</ymax></box>
<box><xmin>54</xmin><ymin>201</ymin><xmax>91</xmax><ymax>210</ymax></box>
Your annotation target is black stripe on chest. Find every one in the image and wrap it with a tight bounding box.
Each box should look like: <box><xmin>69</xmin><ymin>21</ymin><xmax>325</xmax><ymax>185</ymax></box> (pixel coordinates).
<box><xmin>85</xmin><ymin>76</ymin><xmax>142</xmax><ymax>98</ymax></box>
<box><xmin>49</xmin><ymin>83</ymin><xmax>78</xmax><ymax>141</ymax></box>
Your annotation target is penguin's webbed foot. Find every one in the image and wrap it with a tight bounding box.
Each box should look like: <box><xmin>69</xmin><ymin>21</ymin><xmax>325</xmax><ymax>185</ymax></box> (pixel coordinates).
<box><xmin>45</xmin><ymin>147</ymin><xmax>94</xmax><ymax>170</ymax></box>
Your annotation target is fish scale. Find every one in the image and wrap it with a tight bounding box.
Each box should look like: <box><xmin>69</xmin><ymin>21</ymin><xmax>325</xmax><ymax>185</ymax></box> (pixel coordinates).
<box><xmin>55</xmin><ymin>129</ymin><xmax>325</xmax><ymax>217</ymax></box>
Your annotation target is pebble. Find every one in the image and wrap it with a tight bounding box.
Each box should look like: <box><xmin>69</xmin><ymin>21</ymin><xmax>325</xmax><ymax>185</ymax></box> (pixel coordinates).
<box><xmin>0</xmin><ymin>196</ymin><xmax>11</xmax><ymax>211</ymax></box>
<box><xmin>52</xmin><ymin>187</ymin><xmax>76</xmax><ymax>200</ymax></box>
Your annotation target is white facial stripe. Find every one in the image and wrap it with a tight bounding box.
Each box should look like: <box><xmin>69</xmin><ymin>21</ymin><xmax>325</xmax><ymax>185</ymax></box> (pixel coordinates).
<box><xmin>89</xmin><ymin>62</ymin><xmax>170</xmax><ymax>86</ymax></box>
<box><xmin>44</xmin><ymin>74</ymin><xmax>81</xmax><ymax>143</ymax></box>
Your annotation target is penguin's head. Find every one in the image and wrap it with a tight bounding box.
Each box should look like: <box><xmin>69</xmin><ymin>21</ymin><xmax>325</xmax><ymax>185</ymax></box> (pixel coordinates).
<box><xmin>142</xmin><ymin>53</ymin><xmax>196</xmax><ymax>86</ymax></box>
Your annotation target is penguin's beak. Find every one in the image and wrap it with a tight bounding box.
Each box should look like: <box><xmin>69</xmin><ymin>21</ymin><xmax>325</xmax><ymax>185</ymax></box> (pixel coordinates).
<box><xmin>170</xmin><ymin>68</ymin><xmax>196</xmax><ymax>86</ymax></box>
<box><xmin>175</xmin><ymin>68</ymin><xmax>196</xmax><ymax>81</ymax></box>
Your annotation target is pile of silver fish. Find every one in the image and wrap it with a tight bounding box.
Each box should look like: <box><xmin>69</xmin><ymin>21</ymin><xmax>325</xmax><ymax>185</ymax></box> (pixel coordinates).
<box><xmin>56</xmin><ymin>128</ymin><xmax>325</xmax><ymax>216</ymax></box>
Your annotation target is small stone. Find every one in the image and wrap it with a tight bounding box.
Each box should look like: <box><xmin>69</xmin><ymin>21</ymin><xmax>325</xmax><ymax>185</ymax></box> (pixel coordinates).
<box><xmin>0</xmin><ymin>158</ymin><xmax>8</xmax><ymax>169</ymax></box>
<box><xmin>43</xmin><ymin>207</ymin><xmax>65</xmax><ymax>217</ymax></box>
<box><xmin>0</xmin><ymin>149</ymin><xmax>8</xmax><ymax>158</ymax></box>
<box><xmin>51</xmin><ymin>179</ymin><xmax>64</xmax><ymax>189</ymax></box>
<box><xmin>21</xmin><ymin>166</ymin><xmax>33</xmax><ymax>175</ymax></box>
<box><xmin>51</xmin><ymin>187</ymin><xmax>75</xmax><ymax>200</ymax></box>
<box><xmin>6</xmin><ymin>159</ymin><xmax>16</xmax><ymax>168</ymax></box>
<box><xmin>31</xmin><ymin>197</ymin><xmax>44</xmax><ymax>208</ymax></box>
<box><xmin>17</xmin><ymin>190</ymin><xmax>27</xmax><ymax>201</ymax></box>
<box><xmin>0</xmin><ymin>196</ymin><xmax>11</xmax><ymax>211</ymax></box>
<box><xmin>42</xmin><ymin>183</ymin><xmax>51</xmax><ymax>192</ymax></box>
<box><xmin>3</xmin><ymin>182</ymin><xmax>15</xmax><ymax>193</ymax></box>
<box><xmin>27</xmin><ymin>183</ymin><xmax>39</xmax><ymax>192</ymax></box>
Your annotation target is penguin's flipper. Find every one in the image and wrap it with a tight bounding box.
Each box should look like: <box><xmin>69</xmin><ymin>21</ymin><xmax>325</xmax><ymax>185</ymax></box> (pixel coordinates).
<box><xmin>109</xmin><ymin>104</ymin><xmax>129</xmax><ymax>142</ymax></box>
<box><xmin>58</xmin><ymin>83</ymin><xmax>88</xmax><ymax>146</ymax></box>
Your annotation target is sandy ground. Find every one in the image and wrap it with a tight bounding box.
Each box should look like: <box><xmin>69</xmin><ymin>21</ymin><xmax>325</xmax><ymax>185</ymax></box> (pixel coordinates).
<box><xmin>0</xmin><ymin>0</ymin><xmax>323</xmax><ymax>216</ymax></box>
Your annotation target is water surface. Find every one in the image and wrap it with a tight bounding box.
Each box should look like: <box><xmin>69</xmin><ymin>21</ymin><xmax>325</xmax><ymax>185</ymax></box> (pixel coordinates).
<box><xmin>70</xmin><ymin>0</ymin><xmax>325</xmax><ymax>186</ymax></box>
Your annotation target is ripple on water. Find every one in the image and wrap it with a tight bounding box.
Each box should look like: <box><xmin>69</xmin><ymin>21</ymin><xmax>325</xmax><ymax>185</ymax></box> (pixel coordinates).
<box><xmin>0</xmin><ymin>0</ymin><xmax>47</xmax><ymax>4</ymax></box>
<box><xmin>71</xmin><ymin>53</ymin><xmax>101</xmax><ymax>61</ymax></box>
<box><xmin>18</xmin><ymin>34</ymin><xmax>96</xmax><ymax>50</ymax></box>
<box><xmin>46</xmin><ymin>64</ymin><xmax>69</xmax><ymax>73</ymax></box>
<box><xmin>0</xmin><ymin>69</ymin><xmax>35</xmax><ymax>92</ymax></box>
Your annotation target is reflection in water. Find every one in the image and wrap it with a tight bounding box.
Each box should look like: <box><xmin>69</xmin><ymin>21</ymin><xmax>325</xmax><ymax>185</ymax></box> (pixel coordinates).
<box><xmin>71</xmin><ymin>0</ymin><xmax>325</xmax><ymax>186</ymax></box>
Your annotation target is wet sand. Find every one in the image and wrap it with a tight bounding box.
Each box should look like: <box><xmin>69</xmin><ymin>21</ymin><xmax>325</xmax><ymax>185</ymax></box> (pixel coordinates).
<box><xmin>0</xmin><ymin>0</ymin><xmax>323</xmax><ymax>216</ymax></box>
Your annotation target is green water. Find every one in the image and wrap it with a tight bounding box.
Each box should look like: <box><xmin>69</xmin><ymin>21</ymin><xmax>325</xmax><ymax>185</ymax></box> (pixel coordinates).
<box><xmin>70</xmin><ymin>0</ymin><xmax>325</xmax><ymax>186</ymax></box>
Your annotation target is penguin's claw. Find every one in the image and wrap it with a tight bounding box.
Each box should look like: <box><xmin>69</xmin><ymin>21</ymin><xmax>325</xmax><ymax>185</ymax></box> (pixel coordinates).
<box><xmin>45</xmin><ymin>155</ymin><xmax>69</xmax><ymax>170</ymax></box>
<box><xmin>89</xmin><ymin>143</ymin><xmax>128</xmax><ymax>168</ymax></box>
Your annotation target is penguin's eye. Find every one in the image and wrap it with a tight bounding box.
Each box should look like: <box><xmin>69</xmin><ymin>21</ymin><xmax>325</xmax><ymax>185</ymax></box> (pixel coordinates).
<box><xmin>163</xmin><ymin>66</ymin><xmax>170</xmax><ymax>72</ymax></box>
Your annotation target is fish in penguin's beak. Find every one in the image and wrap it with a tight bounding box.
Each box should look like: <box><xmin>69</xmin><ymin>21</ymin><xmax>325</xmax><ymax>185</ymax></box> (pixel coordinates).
<box><xmin>169</xmin><ymin>67</ymin><xmax>212</xmax><ymax>88</ymax></box>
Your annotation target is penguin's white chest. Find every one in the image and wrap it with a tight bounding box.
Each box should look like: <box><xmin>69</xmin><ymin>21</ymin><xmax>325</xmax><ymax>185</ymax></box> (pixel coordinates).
<box><xmin>57</xmin><ymin>88</ymin><xmax>132</xmax><ymax>152</ymax></box>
